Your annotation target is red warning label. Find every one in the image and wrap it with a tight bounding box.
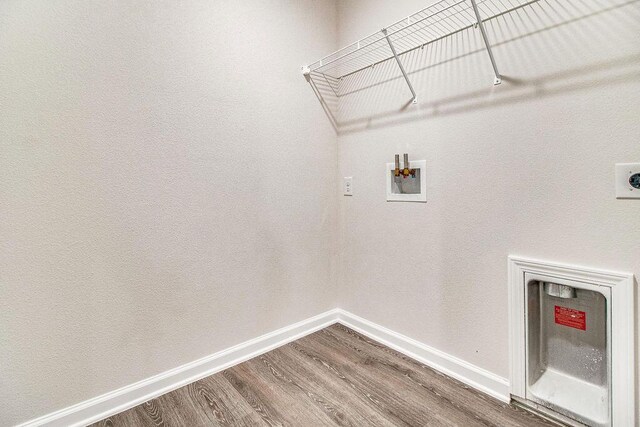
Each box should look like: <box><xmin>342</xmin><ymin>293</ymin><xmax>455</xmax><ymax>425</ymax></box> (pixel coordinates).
<box><xmin>554</xmin><ymin>306</ymin><xmax>586</xmax><ymax>330</ymax></box>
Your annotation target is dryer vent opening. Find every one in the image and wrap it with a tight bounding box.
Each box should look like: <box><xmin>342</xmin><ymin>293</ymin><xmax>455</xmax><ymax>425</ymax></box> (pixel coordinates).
<box><xmin>508</xmin><ymin>257</ymin><xmax>635</xmax><ymax>427</ymax></box>
<box><xmin>526</xmin><ymin>279</ymin><xmax>609</xmax><ymax>426</ymax></box>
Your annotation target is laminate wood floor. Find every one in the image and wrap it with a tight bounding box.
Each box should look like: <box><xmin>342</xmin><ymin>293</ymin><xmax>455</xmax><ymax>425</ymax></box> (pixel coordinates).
<box><xmin>92</xmin><ymin>324</ymin><xmax>555</xmax><ymax>427</ymax></box>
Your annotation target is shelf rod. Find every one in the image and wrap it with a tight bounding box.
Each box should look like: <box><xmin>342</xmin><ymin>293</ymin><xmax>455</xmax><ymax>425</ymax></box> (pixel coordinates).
<box><xmin>469</xmin><ymin>0</ymin><xmax>501</xmax><ymax>85</ymax></box>
<box><xmin>307</xmin><ymin>75</ymin><xmax>339</xmax><ymax>131</ymax></box>
<box><xmin>382</xmin><ymin>28</ymin><xmax>417</xmax><ymax>104</ymax></box>
<box><xmin>321</xmin><ymin>73</ymin><xmax>340</xmax><ymax>98</ymax></box>
<box><xmin>309</xmin><ymin>0</ymin><xmax>467</xmax><ymax>74</ymax></box>
<box><xmin>339</xmin><ymin>23</ymin><xmax>470</xmax><ymax>80</ymax></box>
<box><xmin>317</xmin><ymin>0</ymin><xmax>538</xmax><ymax>80</ymax></box>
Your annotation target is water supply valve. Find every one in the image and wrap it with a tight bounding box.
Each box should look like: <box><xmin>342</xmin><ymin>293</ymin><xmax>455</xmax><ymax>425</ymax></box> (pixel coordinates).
<box><xmin>394</xmin><ymin>153</ymin><xmax>416</xmax><ymax>179</ymax></box>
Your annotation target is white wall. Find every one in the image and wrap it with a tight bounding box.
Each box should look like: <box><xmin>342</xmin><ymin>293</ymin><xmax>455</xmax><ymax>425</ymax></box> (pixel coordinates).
<box><xmin>335</xmin><ymin>0</ymin><xmax>640</xmax><ymax>420</ymax></box>
<box><xmin>0</xmin><ymin>1</ymin><xmax>337</xmax><ymax>425</ymax></box>
<box><xmin>3</xmin><ymin>0</ymin><xmax>640</xmax><ymax>425</ymax></box>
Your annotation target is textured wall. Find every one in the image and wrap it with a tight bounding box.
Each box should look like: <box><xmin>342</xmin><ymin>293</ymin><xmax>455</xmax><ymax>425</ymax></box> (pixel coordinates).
<box><xmin>0</xmin><ymin>1</ymin><xmax>337</xmax><ymax>425</ymax></box>
<box><xmin>335</xmin><ymin>0</ymin><xmax>640</xmax><ymax>421</ymax></box>
<box><xmin>3</xmin><ymin>0</ymin><xmax>640</xmax><ymax>425</ymax></box>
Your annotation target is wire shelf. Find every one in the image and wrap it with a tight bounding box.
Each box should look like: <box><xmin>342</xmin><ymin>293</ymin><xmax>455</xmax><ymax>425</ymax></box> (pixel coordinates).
<box><xmin>303</xmin><ymin>0</ymin><xmax>539</xmax><ymax>108</ymax></box>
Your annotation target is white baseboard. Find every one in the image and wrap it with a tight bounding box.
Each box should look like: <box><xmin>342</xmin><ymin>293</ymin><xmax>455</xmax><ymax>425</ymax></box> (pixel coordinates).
<box><xmin>19</xmin><ymin>308</ymin><xmax>511</xmax><ymax>427</ymax></box>
<box><xmin>18</xmin><ymin>309</ymin><xmax>340</xmax><ymax>427</ymax></box>
<box><xmin>336</xmin><ymin>309</ymin><xmax>511</xmax><ymax>403</ymax></box>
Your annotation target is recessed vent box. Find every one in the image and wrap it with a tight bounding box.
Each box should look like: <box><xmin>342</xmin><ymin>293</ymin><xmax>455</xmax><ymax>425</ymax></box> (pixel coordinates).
<box><xmin>526</xmin><ymin>274</ymin><xmax>609</xmax><ymax>426</ymax></box>
<box><xmin>508</xmin><ymin>257</ymin><xmax>635</xmax><ymax>427</ymax></box>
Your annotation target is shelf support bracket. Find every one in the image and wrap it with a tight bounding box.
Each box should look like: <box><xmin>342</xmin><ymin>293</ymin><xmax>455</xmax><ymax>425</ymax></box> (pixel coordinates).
<box><xmin>301</xmin><ymin>66</ymin><xmax>311</xmax><ymax>82</ymax></box>
<box><xmin>381</xmin><ymin>28</ymin><xmax>417</xmax><ymax>104</ymax></box>
<box><xmin>469</xmin><ymin>0</ymin><xmax>502</xmax><ymax>85</ymax></box>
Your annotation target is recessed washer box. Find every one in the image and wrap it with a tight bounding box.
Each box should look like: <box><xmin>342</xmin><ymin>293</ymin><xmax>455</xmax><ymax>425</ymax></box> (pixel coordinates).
<box><xmin>386</xmin><ymin>160</ymin><xmax>426</xmax><ymax>202</ymax></box>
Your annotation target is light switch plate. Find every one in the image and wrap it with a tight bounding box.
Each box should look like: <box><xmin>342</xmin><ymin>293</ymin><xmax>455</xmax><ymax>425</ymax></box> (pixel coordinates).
<box><xmin>343</xmin><ymin>177</ymin><xmax>353</xmax><ymax>196</ymax></box>
<box><xmin>615</xmin><ymin>163</ymin><xmax>640</xmax><ymax>199</ymax></box>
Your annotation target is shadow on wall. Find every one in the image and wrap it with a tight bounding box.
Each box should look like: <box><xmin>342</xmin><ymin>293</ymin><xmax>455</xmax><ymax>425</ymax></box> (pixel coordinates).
<box><xmin>307</xmin><ymin>0</ymin><xmax>640</xmax><ymax>134</ymax></box>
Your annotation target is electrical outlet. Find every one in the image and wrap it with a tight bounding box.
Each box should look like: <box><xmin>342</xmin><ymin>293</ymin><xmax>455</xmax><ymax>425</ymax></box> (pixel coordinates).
<box><xmin>343</xmin><ymin>177</ymin><xmax>353</xmax><ymax>196</ymax></box>
<box><xmin>615</xmin><ymin>163</ymin><xmax>640</xmax><ymax>199</ymax></box>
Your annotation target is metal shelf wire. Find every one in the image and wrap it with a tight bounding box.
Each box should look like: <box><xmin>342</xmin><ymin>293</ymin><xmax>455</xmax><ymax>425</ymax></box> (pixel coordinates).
<box><xmin>303</xmin><ymin>0</ymin><xmax>539</xmax><ymax>110</ymax></box>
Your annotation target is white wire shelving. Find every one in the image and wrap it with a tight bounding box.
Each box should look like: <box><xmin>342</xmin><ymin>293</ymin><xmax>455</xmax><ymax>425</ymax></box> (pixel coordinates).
<box><xmin>302</xmin><ymin>0</ymin><xmax>539</xmax><ymax>124</ymax></box>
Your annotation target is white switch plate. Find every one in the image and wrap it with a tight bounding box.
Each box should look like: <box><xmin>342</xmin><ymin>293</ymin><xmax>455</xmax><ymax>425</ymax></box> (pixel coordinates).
<box><xmin>615</xmin><ymin>163</ymin><xmax>640</xmax><ymax>199</ymax></box>
<box><xmin>343</xmin><ymin>177</ymin><xmax>353</xmax><ymax>196</ymax></box>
